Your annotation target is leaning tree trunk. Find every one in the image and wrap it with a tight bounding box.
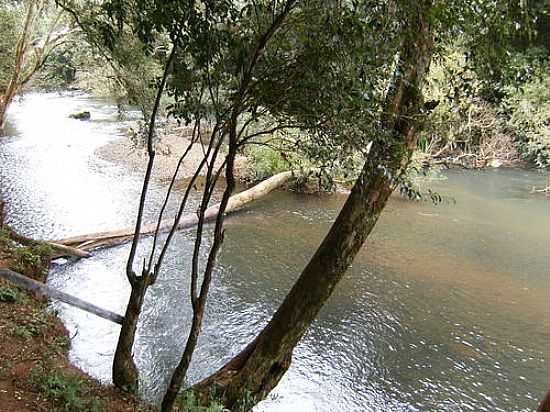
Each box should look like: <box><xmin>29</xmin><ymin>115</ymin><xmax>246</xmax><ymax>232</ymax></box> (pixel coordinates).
<box><xmin>111</xmin><ymin>32</ymin><xmax>181</xmax><ymax>391</ymax></box>
<box><xmin>190</xmin><ymin>3</ymin><xmax>434</xmax><ymax>410</ymax></box>
<box><xmin>112</xmin><ymin>276</ymin><xmax>149</xmax><ymax>391</ymax></box>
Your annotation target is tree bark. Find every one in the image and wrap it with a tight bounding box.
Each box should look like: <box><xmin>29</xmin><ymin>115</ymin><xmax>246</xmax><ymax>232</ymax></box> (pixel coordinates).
<box><xmin>190</xmin><ymin>2</ymin><xmax>434</xmax><ymax>410</ymax></box>
<box><xmin>539</xmin><ymin>391</ymin><xmax>550</xmax><ymax>412</ymax></box>
<box><xmin>112</xmin><ymin>276</ymin><xmax>149</xmax><ymax>390</ymax></box>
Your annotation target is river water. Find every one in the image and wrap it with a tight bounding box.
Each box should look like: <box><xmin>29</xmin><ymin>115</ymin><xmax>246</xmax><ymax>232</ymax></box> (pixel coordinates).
<box><xmin>1</xmin><ymin>92</ymin><xmax>549</xmax><ymax>411</ymax></box>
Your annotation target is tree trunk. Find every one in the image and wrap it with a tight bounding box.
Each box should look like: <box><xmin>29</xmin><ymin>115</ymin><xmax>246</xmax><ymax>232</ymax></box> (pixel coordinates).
<box><xmin>112</xmin><ymin>276</ymin><xmax>149</xmax><ymax>391</ymax></box>
<box><xmin>0</xmin><ymin>101</ymin><xmax>8</xmax><ymax>132</ymax></box>
<box><xmin>539</xmin><ymin>391</ymin><xmax>550</xmax><ymax>412</ymax></box>
<box><xmin>190</xmin><ymin>3</ymin><xmax>434</xmax><ymax>410</ymax></box>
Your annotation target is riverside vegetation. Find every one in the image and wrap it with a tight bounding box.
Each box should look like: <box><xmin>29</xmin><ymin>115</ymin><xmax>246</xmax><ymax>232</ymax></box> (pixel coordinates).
<box><xmin>0</xmin><ymin>224</ymin><xmax>152</xmax><ymax>411</ymax></box>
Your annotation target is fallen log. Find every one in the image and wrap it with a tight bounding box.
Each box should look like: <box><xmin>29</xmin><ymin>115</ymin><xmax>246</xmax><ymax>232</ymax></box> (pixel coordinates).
<box><xmin>0</xmin><ymin>268</ymin><xmax>124</xmax><ymax>324</ymax></box>
<box><xmin>52</xmin><ymin>170</ymin><xmax>296</xmax><ymax>252</ymax></box>
<box><xmin>5</xmin><ymin>226</ymin><xmax>90</xmax><ymax>258</ymax></box>
<box><xmin>532</xmin><ymin>185</ymin><xmax>550</xmax><ymax>194</ymax></box>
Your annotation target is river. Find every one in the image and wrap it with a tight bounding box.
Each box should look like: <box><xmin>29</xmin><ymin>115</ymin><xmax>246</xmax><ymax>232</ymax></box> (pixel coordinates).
<box><xmin>1</xmin><ymin>92</ymin><xmax>549</xmax><ymax>411</ymax></box>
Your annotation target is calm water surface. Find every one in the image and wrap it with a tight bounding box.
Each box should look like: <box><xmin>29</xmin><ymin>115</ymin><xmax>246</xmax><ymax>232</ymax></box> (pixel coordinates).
<box><xmin>1</xmin><ymin>92</ymin><xmax>549</xmax><ymax>411</ymax></box>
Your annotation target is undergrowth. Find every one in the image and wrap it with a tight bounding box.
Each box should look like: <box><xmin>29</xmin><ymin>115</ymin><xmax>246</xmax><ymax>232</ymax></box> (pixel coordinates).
<box><xmin>31</xmin><ymin>367</ymin><xmax>104</xmax><ymax>412</ymax></box>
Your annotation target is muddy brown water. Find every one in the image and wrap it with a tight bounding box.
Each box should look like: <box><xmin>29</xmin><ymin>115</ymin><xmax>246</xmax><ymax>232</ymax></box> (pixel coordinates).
<box><xmin>1</xmin><ymin>92</ymin><xmax>549</xmax><ymax>411</ymax></box>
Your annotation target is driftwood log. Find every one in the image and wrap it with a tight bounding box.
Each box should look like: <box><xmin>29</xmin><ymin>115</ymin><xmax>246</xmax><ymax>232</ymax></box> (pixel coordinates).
<box><xmin>4</xmin><ymin>225</ymin><xmax>90</xmax><ymax>258</ymax></box>
<box><xmin>0</xmin><ymin>268</ymin><xmax>124</xmax><ymax>324</ymax></box>
<box><xmin>52</xmin><ymin>170</ymin><xmax>296</xmax><ymax>253</ymax></box>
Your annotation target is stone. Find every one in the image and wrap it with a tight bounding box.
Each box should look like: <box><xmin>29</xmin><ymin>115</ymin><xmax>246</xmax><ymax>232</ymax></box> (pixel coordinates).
<box><xmin>69</xmin><ymin>111</ymin><xmax>91</xmax><ymax>121</ymax></box>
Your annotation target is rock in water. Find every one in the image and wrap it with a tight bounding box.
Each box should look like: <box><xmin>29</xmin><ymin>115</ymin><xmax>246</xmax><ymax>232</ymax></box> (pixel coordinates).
<box><xmin>488</xmin><ymin>158</ymin><xmax>503</xmax><ymax>168</ymax></box>
<box><xmin>69</xmin><ymin>111</ymin><xmax>91</xmax><ymax>121</ymax></box>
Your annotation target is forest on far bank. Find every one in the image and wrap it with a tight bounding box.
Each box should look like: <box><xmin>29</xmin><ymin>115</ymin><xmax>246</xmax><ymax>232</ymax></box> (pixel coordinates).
<box><xmin>1</xmin><ymin>0</ymin><xmax>550</xmax><ymax>184</ymax></box>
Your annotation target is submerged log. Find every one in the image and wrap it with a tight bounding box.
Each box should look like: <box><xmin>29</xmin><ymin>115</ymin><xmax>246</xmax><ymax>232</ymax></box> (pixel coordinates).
<box><xmin>0</xmin><ymin>268</ymin><xmax>124</xmax><ymax>324</ymax></box>
<box><xmin>52</xmin><ymin>170</ymin><xmax>296</xmax><ymax>253</ymax></box>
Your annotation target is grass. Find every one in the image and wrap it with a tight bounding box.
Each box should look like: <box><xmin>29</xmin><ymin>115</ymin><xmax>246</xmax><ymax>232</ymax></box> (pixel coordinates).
<box><xmin>31</xmin><ymin>367</ymin><xmax>104</xmax><ymax>412</ymax></box>
<box><xmin>13</xmin><ymin>323</ymin><xmax>40</xmax><ymax>340</ymax></box>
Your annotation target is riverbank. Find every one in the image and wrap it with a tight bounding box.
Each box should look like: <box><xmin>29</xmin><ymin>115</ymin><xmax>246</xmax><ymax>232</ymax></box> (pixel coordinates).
<box><xmin>0</xmin><ymin>228</ymin><xmax>152</xmax><ymax>412</ymax></box>
<box><xmin>94</xmin><ymin>115</ymin><xmax>540</xmax><ymax>198</ymax></box>
<box><xmin>96</xmin><ymin>123</ymin><xmax>248</xmax><ymax>181</ymax></box>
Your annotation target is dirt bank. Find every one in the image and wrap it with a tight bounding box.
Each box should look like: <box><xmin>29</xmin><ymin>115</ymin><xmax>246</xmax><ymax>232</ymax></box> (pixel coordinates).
<box><xmin>0</xmin><ymin>228</ymin><xmax>152</xmax><ymax>412</ymax></box>
<box><xmin>96</xmin><ymin>124</ymin><xmax>247</xmax><ymax>181</ymax></box>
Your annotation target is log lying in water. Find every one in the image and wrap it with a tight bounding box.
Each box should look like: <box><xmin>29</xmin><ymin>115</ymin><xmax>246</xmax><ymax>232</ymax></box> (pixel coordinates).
<box><xmin>0</xmin><ymin>268</ymin><xmax>124</xmax><ymax>324</ymax></box>
<box><xmin>52</xmin><ymin>170</ymin><xmax>296</xmax><ymax>253</ymax></box>
<box><xmin>5</xmin><ymin>226</ymin><xmax>90</xmax><ymax>258</ymax></box>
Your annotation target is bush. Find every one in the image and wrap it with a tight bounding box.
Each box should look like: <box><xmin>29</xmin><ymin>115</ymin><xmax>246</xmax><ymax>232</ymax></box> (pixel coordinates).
<box><xmin>11</xmin><ymin>242</ymin><xmax>52</xmax><ymax>276</ymax></box>
<box><xmin>0</xmin><ymin>285</ymin><xmax>25</xmax><ymax>303</ymax></box>
<box><xmin>32</xmin><ymin>368</ymin><xmax>103</xmax><ymax>412</ymax></box>
<box><xmin>501</xmin><ymin>50</ymin><xmax>550</xmax><ymax>168</ymax></box>
<box><xmin>242</xmin><ymin>144</ymin><xmax>291</xmax><ymax>182</ymax></box>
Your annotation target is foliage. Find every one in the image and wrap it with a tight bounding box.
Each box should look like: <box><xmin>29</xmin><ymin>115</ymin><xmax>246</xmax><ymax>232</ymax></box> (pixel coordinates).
<box><xmin>11</xmin><ymin>242</ymin><xmax>52</xmax><ymax>274</ymax></box>
<box><xmin>0</xmin><ymin>2</ymin><xmax>22</xmax><ymax>87</ymax></box>
<box><xmin>407</xmin><ymin>40</ymin><xmax>550</xmax><ymax>170</ymax></box>
<box><xmin>0</xmin><ymin>285</ymin><xmax>26</xmax><ymax>303</ymax></box>
<box><xmin>501</xmin><ymin>50</ymin><xmax>550</xmax><ymax>167</ymax></box>
<box><xmin>33</xmin><ymin>33</ymin><xmax>95</xmax><ymax>90</ymax></box>
<box><xmin>399</xmin><ymin>163</ymin><xmax>447</xmax><ymax>203</ymax></box>
<box><xmin>0</xmin><ymin>0</ymin><xmax>71</xmax><ymax>130</ymax></box>
<box><xmin>56</xmin><ymin>0</ymin><xmax>166</xmax><ymax>122</ymax></box>
<box><xmin>177</xmin><ymin>391</ymin><xmax>229</xmax><ymax>412</ymax></box>
<box><xmin>31</xmin><ymin>367</ymin><xmax>103</xmax><ymax>412</ymax></box>
<box><xmin>243</xmin><ymin>144</ymin><xmax>290</xmax><ymax>182</ymax></box>
<box><xmin>13</xmin><ymin>323</ymin><xmax>40</xmax><ymax>340</ymax></box>
<box><xmin>0</xmin><ymin>227</ymin><xmax>14</xmax><ymax>250</ymax></box>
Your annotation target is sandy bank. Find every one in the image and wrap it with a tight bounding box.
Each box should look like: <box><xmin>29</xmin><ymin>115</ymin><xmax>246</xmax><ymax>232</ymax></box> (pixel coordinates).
<box><xmin>96</xmin><ymin>124</ymin><xmax>246</xmax><ymax>182</ymax></box>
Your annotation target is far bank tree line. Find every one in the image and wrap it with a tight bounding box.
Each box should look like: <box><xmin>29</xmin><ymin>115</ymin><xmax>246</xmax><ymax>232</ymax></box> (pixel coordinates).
<box><xmin>2</xmin><ymin>1</ymin><xmax>550</xmax><ymax>173</ymax></box>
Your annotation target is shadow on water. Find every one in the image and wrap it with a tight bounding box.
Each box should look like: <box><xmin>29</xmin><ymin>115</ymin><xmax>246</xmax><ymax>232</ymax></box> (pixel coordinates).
<box><xmin>1</xmin><ymin>93</ymin><xmax>549</xmax><ymax>411</ymax></box>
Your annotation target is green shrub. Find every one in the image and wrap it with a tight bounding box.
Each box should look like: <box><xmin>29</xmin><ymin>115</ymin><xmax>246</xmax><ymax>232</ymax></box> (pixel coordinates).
<box><xmin>32</xmin><ymin>368</ymin><xmax>103</xmax><ymax>412</ymax></box>
<box><xmin>11</xmin><ymin>242</ymin><xmax>52</xmax><ymax>274</ymax></box>
<box><xmin>501</xmin><ymin>51</ymin><xmax>550</xmax><ymax>168</ymax></box>
<box><xmin>0</xmin><ymin>227</ymin><xmax>14</xmax><ymax>250</ymax></box>
<box><xmin>13</xmin><ymin>324</ymin><xmax>40</xmax><ymax>340</ymax></box>
<box><xmin>243</xmin><ymin>144</ymin><xmax>290</xmax><ymax>182</ymax></box>
<box><xmin>177</xmin><ymin>390</ymin><xmax>229</xmax><ymax>412</ymax></box>
<box><xmin>0</xmin><ymin>285</ymin><xmax>24</xmax><ymax>303</ymax></box>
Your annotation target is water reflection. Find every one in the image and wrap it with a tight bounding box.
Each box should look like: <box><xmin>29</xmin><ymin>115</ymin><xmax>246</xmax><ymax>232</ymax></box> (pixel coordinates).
<box><xmin>1</xmin><ymin>93</ymin><xmax>549</xmax><ymax>411</ymax></box>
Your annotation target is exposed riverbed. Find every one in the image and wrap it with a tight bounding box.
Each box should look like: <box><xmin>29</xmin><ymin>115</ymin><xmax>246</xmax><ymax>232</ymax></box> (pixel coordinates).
<box><xmin>1</xmin><ymin>92</ymin><xmax>549</xmax><ymax>411</ymax></box>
